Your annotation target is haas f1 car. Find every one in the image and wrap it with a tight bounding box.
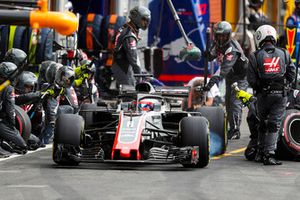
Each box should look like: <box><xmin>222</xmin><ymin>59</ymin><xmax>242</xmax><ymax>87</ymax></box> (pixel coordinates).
<box><xmin>52</xmin><ymin>82</ymin><xmax>226</xmax><ymax>168</ymax></box>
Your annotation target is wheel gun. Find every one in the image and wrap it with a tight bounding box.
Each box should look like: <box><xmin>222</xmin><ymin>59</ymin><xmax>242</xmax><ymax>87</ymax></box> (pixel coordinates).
<box><xmin>231</xmin><ymin>82</ymin><xmax>256</xmax><ymax>106</ymax></box>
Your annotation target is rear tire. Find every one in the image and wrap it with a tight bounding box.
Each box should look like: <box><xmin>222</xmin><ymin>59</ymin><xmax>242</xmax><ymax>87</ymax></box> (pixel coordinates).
<box><xmin>53</xmin><ymin>114</ymin><xmax>84</xmax><ymax>165</ymax></box>
<box><xmin>15</xmin><ymin>105</ymin><xmax>31</xmax><ymax>142</ymax></box>
<box><xmin>276</xmin><ymin>109</ymin><xmax>300</xmax><ymax>160</ymax></box>
<box><xmin>198</xmin><ymin>106</ymin><xmax>227</xmax><ymax>155</ymax></box>
<box><xmin>180</xmin><ymin>116</ymin><xmax>209</xmax><ymax>168</ymax></box>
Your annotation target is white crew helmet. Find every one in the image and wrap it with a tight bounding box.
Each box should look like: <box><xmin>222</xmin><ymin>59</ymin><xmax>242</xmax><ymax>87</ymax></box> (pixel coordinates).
<box><xmin>254</xmin><ymin>24</ymin><xmax>277</xmax><ymax>48</ymax></box>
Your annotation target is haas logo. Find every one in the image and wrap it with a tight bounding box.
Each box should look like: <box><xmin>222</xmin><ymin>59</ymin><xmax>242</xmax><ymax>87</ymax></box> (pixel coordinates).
<box><xmin>263</xmin><ymin>57</ymin><xmax>281</xmax><ymax>73</ymax></box>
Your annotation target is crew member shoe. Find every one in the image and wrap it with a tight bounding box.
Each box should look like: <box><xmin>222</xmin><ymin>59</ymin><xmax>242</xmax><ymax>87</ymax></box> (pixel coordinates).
<box><xmin>254</xmin><ymin>149</ymin><xmax>263</xmax><ymax>163</ymax></box>
<box><xmin>227</xmin><ymin>129</ymin><xmax>240</xmax><ymax>140</ymax></box>
<box><xmin>263</xmin><ymin>154</ymin><xmax>282</xmax><ymax>165</ymax></box>
<box><xmin>244</xmin><ymin>147</ymin><xmax>257</xmax><ymax>161</ymax></box>
<box><xmin>0</xmin><ymin>146</ymin><xmax>10</xmax><ymax>158</ymax></box>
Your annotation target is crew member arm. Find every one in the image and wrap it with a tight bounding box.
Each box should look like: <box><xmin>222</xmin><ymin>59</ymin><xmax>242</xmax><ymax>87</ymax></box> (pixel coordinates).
<box><xmin>123</xmin><ymin>36</ymin><xmax>141</xmax><ymax>74</ymax></box>
<box><xmin>284</xmin><ymin>50</ymin><xmax>296</xmax><ymax>84</ymax></box>
<box><xmin>15</xmin><ymin>92</ymin><xmax>41</xmax><ymax>106</ymax></box>
<box><xmin>3</xmin><ymin>87</ymin><xmax>16</xmax><ymax>126</ymax></box>
<box><xmin>247</xmin><ymin>53</ymin><xmax>259</xmax><ymax>90</ymax></box>
<box><xmin>206</xmin><ymin>51</ymin><xmax>239</xmax><ymax>89</ymax></box>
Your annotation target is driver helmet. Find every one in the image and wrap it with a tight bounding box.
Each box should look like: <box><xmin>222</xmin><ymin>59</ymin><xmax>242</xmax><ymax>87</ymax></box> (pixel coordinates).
<box><xmin>213</xmin><ymin>21</ymin><xmax>232</xmax><ymax>48</ymax></box>
<box><xmin>15</xmin><ymin>71</ymin><xmax>38</xmax><ymax>93</ymax></box>
<box><xmin>55</xmin><ymin>65</ymin><xmax>75</xmax><ymax>88</ymax></box>
<box><xmin>138</xmin><ymin>99</ymin><xmax>159</xmax><ymax>111</ymax></box>
<box><xmin>254</xmin><ymin>24</ymin><xmax>277</xmax><ymax>48</ymax></box>
<box><xmin>3</xmin><ymin>48</ymin><xmax>27</xmax><ymax>68</ymax></box>
<box><xmin>129</xmin><ymin>6</ymin><xmax>151</xmax><ymax>30</ymax></box>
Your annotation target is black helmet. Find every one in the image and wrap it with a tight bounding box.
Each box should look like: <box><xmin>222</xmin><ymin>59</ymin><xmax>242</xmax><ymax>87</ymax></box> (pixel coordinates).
<box><xmin>45</xmin><ymin>62</ymin><xmax>62</xmax><ymax>84</ymax></box>
<box><xmin>213</xmin><ymin>21</ymin><xmax>232</xmax><ymax>48</ymax></box>
<box><xmin>129</xmin><ymin>6</ymin><xmax>151</xmax><ymax>30</ymax></box>
<box><xmin>249</xmin><ymin>0</ymin><xmax>264</xmax><ymax>8</ymax></box>
<box><xmin>55</xmin><ymin>65</ymin><xmax>75</xmax><ymax>88</ymax></box>
<box><xmin>0</xmin><ymin>62</ymin><xmax>17</xmax><ymax>79</ymax></box>
<box><xmin>80</xmin><ymin>59</ymin><xmax>96</xmax><ymax>73</ymax></box>
<box><xmin>39</xmin><ymin>61</ymin><xmax>56</xmax><ymax>83</ymax></box>
<box><xmin>3</xmin><ymin>48</ymin><xmax>27</xmax><ymax>68</ymax></box>
<box><xmin>15</xmin><ymin>71</ymin><xmax>38</xmax><ymax>93</ymax></box>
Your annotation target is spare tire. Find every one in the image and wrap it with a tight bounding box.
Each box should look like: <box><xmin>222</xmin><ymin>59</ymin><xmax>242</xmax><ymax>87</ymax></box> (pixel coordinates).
<box><xmin>78</xmin><ymin>14</ymin><xmax>103</xmax><ymax>51</ymax></box>
<box><xmin>198</xmin><ymin>106</ymin><xmax>227</xmax><ymax>155</ymax></box>
<box><xmin>0</xmin><ymin>25</ymin><xmax>9</xmax><ymax>61</ymax></box>
<box><xmin>15</xmin><ymin>105</ymin><xmax>31</xmax><ymax>142</ymax></box>
<box><xmin>100</xmin><ymin>15</ymin><xmax>126</xmax><ymax>49</ymax></box>
<box><xmin>276</xmin><ymin>109</ymin><xmax>300</xmax><ymax>159</ymax></box>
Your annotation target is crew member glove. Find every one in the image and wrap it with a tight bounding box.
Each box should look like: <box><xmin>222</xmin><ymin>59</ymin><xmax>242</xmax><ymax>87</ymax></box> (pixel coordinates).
<box><xmin>82</xmin><ymin>73</ymin><xmax>89</xmax><ymax>79</ymax></box>
<box><xmin>42</xmin><ymin>88</ymin><xmax>64</xmax><ymax>97</ymax></box>
<box><xmin>236</xmin><ymin>90</ymin><xmax>253</xmax><ymax>104</ymax></box>
<box><xmin>42</xmin><ymin>89</ymin><xmax>55</xmax><ymax>97</ymax></box>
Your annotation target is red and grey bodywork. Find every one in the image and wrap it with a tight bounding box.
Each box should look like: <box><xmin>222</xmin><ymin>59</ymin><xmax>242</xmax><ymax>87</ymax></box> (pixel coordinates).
<box><xmin>52</xmin><ymin>83</ymin><xmax>214</xmax><ymax>168</ymax></box>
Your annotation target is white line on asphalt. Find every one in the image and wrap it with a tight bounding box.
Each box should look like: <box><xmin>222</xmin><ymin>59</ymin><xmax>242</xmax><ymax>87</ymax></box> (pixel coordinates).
<box><xmin>0</xmin><ymin>170</ymin><xmax>21</xmax><ymax>173</ymax></box>
<box><xmin>0</xmin><ymin>144</ymin><xmax>52</xmax><ymax>162</ymax></box>
<box><xmin>7</xmin><ymin>185</ymin><xmax>48</xmax><ymax>188</ymax></box>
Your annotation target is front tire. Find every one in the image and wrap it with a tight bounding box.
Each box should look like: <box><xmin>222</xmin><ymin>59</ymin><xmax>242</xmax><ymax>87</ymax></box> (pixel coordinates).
<box><xmin>53</xmin><ymin>114</ymin><xmax>84</xmax><ymax>165</ymax></box>
<box><xmin>180</xmin><ymin>116</ymin><xmax>209</xmax><ymax>168</ymax></box>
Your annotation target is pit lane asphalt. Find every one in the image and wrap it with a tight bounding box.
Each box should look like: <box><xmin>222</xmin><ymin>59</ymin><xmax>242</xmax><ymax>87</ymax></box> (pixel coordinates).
<box><xmin>0</xmin><ymin>108</ymin><xmax>299</xmax><ymax>200</ymax></box>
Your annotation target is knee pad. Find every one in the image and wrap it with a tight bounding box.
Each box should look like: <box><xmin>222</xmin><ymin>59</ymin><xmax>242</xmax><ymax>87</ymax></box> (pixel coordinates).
<box><xmin>267</xmin><ymin>121</ymin><xmax>278</xmax><ymax>133</ymax></box>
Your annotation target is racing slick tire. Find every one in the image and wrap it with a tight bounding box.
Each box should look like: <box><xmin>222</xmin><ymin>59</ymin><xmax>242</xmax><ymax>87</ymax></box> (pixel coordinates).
<box><xmin>79</xmin><ymin>103</ymin><xmax>97</xmax><ymax>128</ymax></box>
<box><xmin>197</xmin><ymin>106</ymin><xmax>227</xmax><ymax>155</ymax></box>
<box><xmin>53</xmin><ymin>114</ymin><xmax>84</xmax><ymax>165</ymax></box>
<box><xmin>276</xmin><ymin>109</ymin><xmax>300</xmax><ymax>160</ymax></box>
<box><xmin>180</xmin><ymin>116</ymin><xmax>209</xmax><ymax>168</ymax></box>
<box><xmin>15</xmin><ymin>105</ymin><xmax>31</xmax><ymax>143</ymax></box>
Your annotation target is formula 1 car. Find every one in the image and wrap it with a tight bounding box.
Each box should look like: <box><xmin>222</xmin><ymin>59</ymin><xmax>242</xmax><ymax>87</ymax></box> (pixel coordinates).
<box><xmin>53</xmin><ymin>82</ymin><xmax>213</xmax><ymax>168</ymax></box>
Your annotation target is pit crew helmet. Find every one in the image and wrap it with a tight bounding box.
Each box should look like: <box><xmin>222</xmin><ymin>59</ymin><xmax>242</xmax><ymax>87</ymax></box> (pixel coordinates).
<box><xmin>254</xmin><ymin>24</ymin><xmax>277</xmax><ymax>48</ymax></box>
<box><xmin>55</xmin><ymin>65</ymin><xmax>75</xmax><ymax>88</ymax></box>
<box><xmin>249</xmin><ymin>0</ymin><xmax>264</xmax><ymax>8</ymax></box>
<box><xmin>39</xmin><ymin>61</ymin><xmax>56</xmax><ymax>83</ymax></box>
<box><xmin>3</xmin><ymin>48</ymin><xmax>27</xmax><ymax>68</ymax></box>
<box><xmin>213</xmin><ymin>21</ymin><xmax>232</xmax><ymax>48</ymax></box>
<box><xmin>15</xmin><ymin>71</ymin><xmax>38</xmax><ymax>93</ymax></box>
<box><xmin>129</xmin><ymin>6</ymin><xmax>151</xmax><ymax>30</ymax></box>
<box><xmin>45</xmin><ymin>62</ymin><xmax>63</xmax><ymax>84</ymax></box>
<box><xmin>0</xmin><ymin>62</ymin><xmax>17</xmax><ymax>79</ymax></box>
